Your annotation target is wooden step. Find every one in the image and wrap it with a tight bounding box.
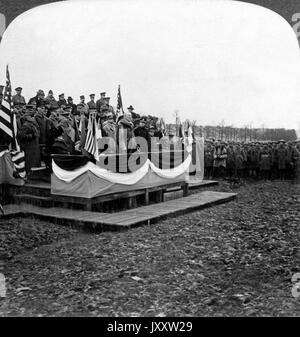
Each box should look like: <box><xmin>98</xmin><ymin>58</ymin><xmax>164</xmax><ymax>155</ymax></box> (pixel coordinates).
<box><xmin>14</xmin><ymin>194</ymin><xmax>53</xmax><ymax>207</ymax></box>
<box><xmin>2</xmin><ymin>191</ymin><xmax>237</xmax><ymax>232</ymax></box>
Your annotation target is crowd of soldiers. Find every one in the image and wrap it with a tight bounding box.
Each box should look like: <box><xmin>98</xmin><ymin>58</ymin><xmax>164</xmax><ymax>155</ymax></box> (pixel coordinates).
<box><xmin>204</xmin><ymin>138</ymin><xmax>300</xmax><ymax>182</ymax></box>
<box><xmin>1</xmin><ymin>87</ymin><xmax>300</xmax><ymax>183</ymax></box>
<box><xmin>0</xmin><ymin>87</ymin><xmax>166</xmax><ymax>174</ymax></box>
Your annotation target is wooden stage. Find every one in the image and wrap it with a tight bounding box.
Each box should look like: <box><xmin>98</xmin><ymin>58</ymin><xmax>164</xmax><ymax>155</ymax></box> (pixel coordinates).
<box><xmin>1</xmin><ymin>191</ymin><xmax>237</xmax><ymax>231</ymax></box>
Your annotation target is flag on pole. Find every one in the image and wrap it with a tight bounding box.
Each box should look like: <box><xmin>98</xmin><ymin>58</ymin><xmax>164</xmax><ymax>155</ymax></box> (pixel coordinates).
<box><xmin>116</xmin><ymin>84</ymin><xmax>124</xmax><ymax>117</ymax></box>
<box><xmin>0</xmin><ymin>66</ymin><xmax>13</xmax><ymax>139</ymax></box>
<box><xmin>84</xmin><ymin>113</ymin><xmax>99</xmax><ymax>161</ymax></box>
<box><xmin>0</xmin><ymin>65</ymin><xmax>25</xmax><ymax>178</ymax></box>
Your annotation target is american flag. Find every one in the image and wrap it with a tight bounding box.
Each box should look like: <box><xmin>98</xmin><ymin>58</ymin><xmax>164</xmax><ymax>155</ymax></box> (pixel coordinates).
<box><xmin>116</xmin><ymin>84</ymin><xmax>124</xmax><ymax>116</ymax></box>
<box><xmin>84</xmin><ymin>113</ymin><xmax>99</xmax><ymax>161</ymax></box>
<box><xmin>0</xmin><ymin>66</ymin><xmax>13</xmax><ymax>139</ymax></box>
<box><xmin>0</xmin><ymin>65</ymin><xmax>26</xmax><ymax>178</ymax></box>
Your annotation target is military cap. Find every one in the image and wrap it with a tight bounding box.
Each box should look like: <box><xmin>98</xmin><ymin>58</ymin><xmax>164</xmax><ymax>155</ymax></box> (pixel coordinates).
<box><xmin>100</xmin><ymin>92</ymin><xmax>106</xmax><ymax>96</ymax></box>
<box><xmin>37</xmin><ymin>89</ymin><xmax>45</xmax><ymax>95</ymax></box>
<box><xmin>127</xmin><ymin>105</ymin><xmax>134</xmax><ymax>110</ymax></box>
<box><xmin>89</xmin><ymin>94</ymin><xmax>95</xmax><ymax>97</ymax></box>
<box><xmin>15</xmin><ymin>87</ymin><xmax>22</xmax><ymax>91</ymax></box>
<box><xmin>67</xmin><ymin>96</ymin><xmax>73</xmax><ymax>101</ymax></box>
<box><xmin>59</xmin><ymin>93</ymin><xmax>64</xmax><ymax>97</ymax></box>
<box><xmin>80</xmin><ymin>95</ymin><xmax>85</xmax><ymax>99</ymax></box>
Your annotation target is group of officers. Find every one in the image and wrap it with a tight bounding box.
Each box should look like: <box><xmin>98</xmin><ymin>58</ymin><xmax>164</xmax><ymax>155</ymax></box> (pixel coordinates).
<box><xmin>2</xmin><ymin>87</ymin><xmax>300</xmax><ymax>182</ymax></box>
<box><xmin>2</xmin><ymin>87</ymin><xmax>166</xmax><ymax>174</ymax></box>
<box><xmin>204</xmin><ymin>138</ymin><xmax>300</xmax><ymax>182</ymax></box>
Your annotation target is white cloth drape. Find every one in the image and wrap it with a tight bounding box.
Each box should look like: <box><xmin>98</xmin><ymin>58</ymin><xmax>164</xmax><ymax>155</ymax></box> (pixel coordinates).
<box><xmin>52</xmin><ymin>154</ymin><xmax>191</xmax><ymax>184</ymax></box>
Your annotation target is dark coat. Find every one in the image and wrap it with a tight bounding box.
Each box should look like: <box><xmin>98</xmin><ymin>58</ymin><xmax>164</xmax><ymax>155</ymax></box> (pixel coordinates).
<box><xmin>17</xmin><ymin>117</ymin><xmax>41</xmax><ymax>172</ymax></box>
<box><xmin>34</xmin><ymin>113</ymin><xmax>49</xmax><ymax>144</ymax></box>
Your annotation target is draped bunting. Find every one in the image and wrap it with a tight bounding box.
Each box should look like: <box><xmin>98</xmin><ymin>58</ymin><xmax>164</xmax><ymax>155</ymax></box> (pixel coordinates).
<box><xmin>52</xmin><ymin>154</ymin><xmax>192</xmax><ymax>185</ymax></box>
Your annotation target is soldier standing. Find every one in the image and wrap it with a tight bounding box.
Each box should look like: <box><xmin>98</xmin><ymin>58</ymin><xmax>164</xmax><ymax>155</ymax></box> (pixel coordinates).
<box><xmin>96</xmin><ymin>92</ymin><xmax>106</xmax><ymax>113</ymax></box>
<box><xmin>87</xmin><ymin>94</ymin><xmax>97</xmax><ymax>110</ymax></box>
<box><xmin>12</xmin><ymin>87</ymin><xmax>26</xmax><ymax>109</ymax></box>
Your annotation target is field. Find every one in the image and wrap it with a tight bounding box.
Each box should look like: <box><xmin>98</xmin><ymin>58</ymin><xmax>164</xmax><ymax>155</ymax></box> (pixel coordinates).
<box><xmin>0</xmin><ymin>180</ymin><xmax>299</xmax><ymax>316</ymax></box>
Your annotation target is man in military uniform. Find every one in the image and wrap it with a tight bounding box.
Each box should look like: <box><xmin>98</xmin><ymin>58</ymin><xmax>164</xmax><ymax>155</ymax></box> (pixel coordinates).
<box><xmin>127</xmin><ymin>105</ymin><xmax>139</xmax><ymax>119</ymax></box>
<box><xmin>58</xmin><ymin>93</ymin><xmax>67</xmax><ymax>108</ymax></box>
<box><xmin>87</xmin><ymin>94</ymin><xmax>97</xmax><ymax>110</ymax></box>
<box><xmin>67</xmin><ymin>96</ymin><xmax>77</xmax><ymax>115</ymax></box>
<box><xmin>77</xmin><ymin>95</ymin><xmax>89</xmax><ymax>117</ymax></box>
<box><xmin>44</xmin><ymin>90</ymin><xmax>57</xmax><ymax>114</ymax></box>
<box><xmin>96</xmin><ymin>92</ymin><xmax>106</xmax><ymax>113</ymax></box>
<box><xmin>28</xmin><ymin>89</ymin><xmax>45</xmax><ymax>108</ymax></box>
<box><xmin>12</xmin><ymin>87</ymin><xmax>26</xmax><ymax>109</ymax></box>
<box><xmin>100</xmin><ymin>97</ymin><xmax>115</xmax><ymax>118</ymax></box>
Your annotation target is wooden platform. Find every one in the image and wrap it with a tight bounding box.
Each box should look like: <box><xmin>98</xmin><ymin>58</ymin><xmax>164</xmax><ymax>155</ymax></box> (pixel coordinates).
<box><xmin>1</xmin><ymin>191</ymin><xmax>237</xmax><ymax>232</ymax></box>
<box><xmin>187</xmin><ymin>179</ymin><xmax>218</xmax><ymax>189</ymax></box>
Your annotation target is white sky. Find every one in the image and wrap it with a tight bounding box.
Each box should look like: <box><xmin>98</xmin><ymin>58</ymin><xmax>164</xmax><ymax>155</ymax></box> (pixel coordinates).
<box><xmin>0</xmin><ymin>0</ymin><xmax>300</xmax><ymax>129</ymax></box>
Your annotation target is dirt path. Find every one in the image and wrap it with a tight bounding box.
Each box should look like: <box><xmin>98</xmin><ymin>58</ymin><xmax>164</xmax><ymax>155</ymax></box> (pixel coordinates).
<box><xmin>0</xmin><ymin>181</ymin><xmax>299</xmax><ymax>316</ymax></box>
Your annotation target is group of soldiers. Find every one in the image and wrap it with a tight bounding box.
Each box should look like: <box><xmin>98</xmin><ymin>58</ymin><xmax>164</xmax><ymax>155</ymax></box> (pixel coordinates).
<box><xmin>204</xmin><ymin>139</ymin><xmax>300</xmax><ymax>182</ymax></box>
<box><xmin>1</xmin><ymin>87</ymin><xmax>166</xmax><ymax>174</ymax></box>
<box><xmin>2</xmin><ymin>87</ymin><xmax>300</xmax><ymax>182</ymax></box>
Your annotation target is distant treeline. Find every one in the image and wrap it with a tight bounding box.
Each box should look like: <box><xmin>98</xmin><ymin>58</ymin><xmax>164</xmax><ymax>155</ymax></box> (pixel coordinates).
<box><xmin>167</xmin><ymin>124</ymin><xmax>298</xmax><ymax>141</ymax></box>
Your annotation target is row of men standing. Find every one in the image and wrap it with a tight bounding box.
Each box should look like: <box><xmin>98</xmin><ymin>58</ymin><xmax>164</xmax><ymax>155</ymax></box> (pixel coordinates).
<box><xmin>12</xmin><ymin>87</ymin><xmax>115</xmax><ymax>118</ymax></box>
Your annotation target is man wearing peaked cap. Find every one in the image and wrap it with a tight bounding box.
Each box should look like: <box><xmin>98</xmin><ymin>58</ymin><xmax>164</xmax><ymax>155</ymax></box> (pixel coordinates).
<box><xmin>96</xmin><ymin>92</ymin><xmax>106</xmax><ymax>113</ymax></box>
<box><xmin>28</xmin><ymin>89</ymin><xmax>45</xmax><ymax>108</ymax></box>
<box><xmin>12</xmin><ymin>86</ymin><xmax>26</xmax><ymax>109</ymax></box>
<box><xmin>58</xmin><ymin>93</ymin><xmax>67</xmax><ymax>108</ymax></box>
<box><xmin>45</xmin><ymin>90</ymin><xmax>57</xmax><ymax>116</ymax></box>
<box><xmin>87</xmin><ymin>94</ymin><xmax>97</xmax><ymax>110</ymax></box>
<box><xmin>77</xmin><ymin>95</ymin><xmax>89</xmax><ymax>117</ymax></box>
<box><xmin>67</xmin><ymin>96</ymin><xmax>78</xmax><ymax>115</ymax></box>
<box><xmin>100</xmin><ymin>96</ymin><xmax>115</xmax><ymax>118</ymax></box>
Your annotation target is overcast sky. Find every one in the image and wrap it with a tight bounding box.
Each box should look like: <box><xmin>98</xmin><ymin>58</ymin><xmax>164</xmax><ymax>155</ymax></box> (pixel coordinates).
<box><xmin>0</xmin><ymin>0</ymin><xmax>300</xmax><ymax>130</ymax></box>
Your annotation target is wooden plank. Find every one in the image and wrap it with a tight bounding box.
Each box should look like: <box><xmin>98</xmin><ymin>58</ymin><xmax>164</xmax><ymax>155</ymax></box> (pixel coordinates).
<box><xmin>1</xmin><ymin>191</ymin><xmax>237</xmax><ymax>231</ymax></box>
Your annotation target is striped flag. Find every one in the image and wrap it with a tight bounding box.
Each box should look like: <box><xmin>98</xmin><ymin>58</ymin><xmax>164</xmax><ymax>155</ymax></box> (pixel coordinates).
<box><xmin>11</xmin><ymin>150</ymin><xmax>26</xmax><ymax>178</ymax></box>
<box><xmin>84</xmin><ymin>113</ymin><xmax>99</xmax><ymax>161</ymax></box>
<box><xmin>0</xmin><ymin>65</ymin><xmax>26</xmax><ymax>178</ymax></box>
<box><xmin>116</xmin><ymin>84</ymin><xmax>124</xmax><ymax>117</ymax></box>
<box><xmin>0</xmin><ymin>66</ymin><xmax>13</xmax><ymax>139</ymax></box>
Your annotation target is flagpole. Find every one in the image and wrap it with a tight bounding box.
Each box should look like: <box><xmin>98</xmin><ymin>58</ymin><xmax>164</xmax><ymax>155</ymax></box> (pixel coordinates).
<box><xmin>6</xmin><ymin>65</ymin><xmax>18</xmax><ymax>151</ymax></box>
